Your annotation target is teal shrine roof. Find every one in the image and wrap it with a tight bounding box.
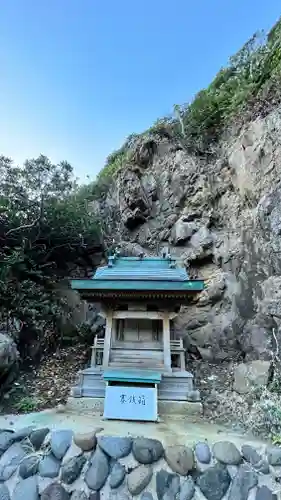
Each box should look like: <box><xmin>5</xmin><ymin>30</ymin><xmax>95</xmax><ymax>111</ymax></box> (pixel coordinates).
<box><xmin>70</xmin><ymin>255</ymin><xmax>204</xmax><ymax>296</ymax></box>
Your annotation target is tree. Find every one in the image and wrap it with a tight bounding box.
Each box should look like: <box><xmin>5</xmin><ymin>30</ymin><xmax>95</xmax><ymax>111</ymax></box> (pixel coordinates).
<box><xmin>0</xmin><ymin>155</ymin><xmax>102</xmax><ymax>361</ymax></box>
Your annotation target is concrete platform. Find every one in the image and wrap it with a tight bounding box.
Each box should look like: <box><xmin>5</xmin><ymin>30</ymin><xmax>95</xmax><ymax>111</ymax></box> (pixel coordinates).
<box><xmin>65</xmin><ymin>396</ymin><xmax>203</xmax><ymax>418</ymax></box>
<box><xmin>0</xmin><ymin>407</ymin><xmax>268</xmax><ymax>451</ymax></box>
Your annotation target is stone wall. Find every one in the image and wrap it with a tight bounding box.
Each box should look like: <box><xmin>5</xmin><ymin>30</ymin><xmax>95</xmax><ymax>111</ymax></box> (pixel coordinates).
<box><xmin>0</xmin><ymin>426</ymin><xmax>279</xmax><ymax>498</ymax></box>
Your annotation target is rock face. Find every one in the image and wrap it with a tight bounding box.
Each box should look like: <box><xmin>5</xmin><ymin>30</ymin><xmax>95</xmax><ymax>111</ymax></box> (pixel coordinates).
<box><xmin>94</xmin><ymin>108</ymin><xmax>281</xmax><ymax>363</ymax></box>
<box><xmin>0</xmin><ymin>333</ymin><xmax>19</xmax><ymax>389</ymax></box>
<box><xmin>233</xmin><ymin>360</ymin><xmax>271</xmax><ymax>394</ymax></box>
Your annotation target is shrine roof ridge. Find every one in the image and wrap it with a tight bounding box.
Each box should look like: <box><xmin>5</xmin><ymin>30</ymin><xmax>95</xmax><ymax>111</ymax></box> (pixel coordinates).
<box><xmin>93</xmin><ymin>255</ymin><xmax>189</xmax><ymax>282</ymax></box>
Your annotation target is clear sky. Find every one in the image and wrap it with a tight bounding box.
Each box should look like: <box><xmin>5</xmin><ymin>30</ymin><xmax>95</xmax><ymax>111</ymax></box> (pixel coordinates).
<box><xmin>0</xmin><ymin>1</ymin><xmax>280</xmax><ymax>182</ymax></box>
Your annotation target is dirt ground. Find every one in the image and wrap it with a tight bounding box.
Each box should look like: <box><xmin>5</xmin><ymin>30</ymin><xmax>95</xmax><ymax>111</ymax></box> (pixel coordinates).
<box><xmin>0</xmin><ymin>344</ymin><xmax>90</xmax><ymax>415</ymax></box>
<box><xmin>0</xmin><ymin>345</ymin><xmax>246</xmax><ymax>432</ymax></box>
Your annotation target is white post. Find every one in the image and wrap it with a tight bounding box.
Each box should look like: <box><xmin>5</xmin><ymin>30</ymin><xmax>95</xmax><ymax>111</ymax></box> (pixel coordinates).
<box><xmin>163</xmin><ymin>313</ymin><xmax>172</xmax><ymax>373</ymax></box>
<box><xmin>103</xmin><ymin>310</ymin><xmax>113</xmax><ymax>368</ymax></box>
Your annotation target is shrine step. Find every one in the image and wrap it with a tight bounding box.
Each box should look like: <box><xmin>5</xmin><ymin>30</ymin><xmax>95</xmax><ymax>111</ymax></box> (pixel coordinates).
<box><xmin>109</xmin><ymin>361</ymin><xmax>165</xmax><ymax>369</ymax></box>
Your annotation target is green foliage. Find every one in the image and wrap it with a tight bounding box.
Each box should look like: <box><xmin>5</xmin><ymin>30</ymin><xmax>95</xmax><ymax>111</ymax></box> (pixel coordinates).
<box><xmin>14</xmin><ymin>396</ymin><xmax>40</xmax><ymax>413</ymax></box>
<box><xmin>0</xmin><ymin>154</ymin><xmax>101</xmax><ymax>361</ymax></box>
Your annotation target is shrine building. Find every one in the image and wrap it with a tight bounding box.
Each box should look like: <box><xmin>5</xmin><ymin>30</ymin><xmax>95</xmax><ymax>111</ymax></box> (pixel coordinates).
<box><xmin>69</xmin><ymin>251</ymin><xmax>204</xmax><ymax>421</ymax></box>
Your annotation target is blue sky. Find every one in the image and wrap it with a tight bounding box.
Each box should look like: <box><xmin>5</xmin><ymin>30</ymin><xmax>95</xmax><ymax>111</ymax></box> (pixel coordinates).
<box><xmin>0</xmin><ymin>1</ymin><xmax>280</xmax><ymax>182</ymax></box>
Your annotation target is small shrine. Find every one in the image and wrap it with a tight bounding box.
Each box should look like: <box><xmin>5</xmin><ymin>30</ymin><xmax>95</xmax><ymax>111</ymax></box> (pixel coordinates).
<box><xmin>70</xmin><ymin>251</ymin><xmax>204</xmax><ymax>421</ymax></box>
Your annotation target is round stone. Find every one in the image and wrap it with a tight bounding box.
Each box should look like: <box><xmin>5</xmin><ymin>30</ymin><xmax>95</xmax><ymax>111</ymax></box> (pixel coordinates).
<box><xmin>85</xmin><ymin>448</ymin><xmax>109</xmax><ymax>490</ymax></box>
<box><xmin>195</xmin><ymin>442</ymin><xmax>211</xmax><ymax>464</ymax></box>
<box><xmin>179</xmin><ymin>477</ymin><xmax>195</xmax><ymax>500</ymax></box>
<box><xmin>156</xmin><ymin>469</ymin><xmax>180</xmax><ymax>500</ymax></box>
<box><xmin>132</xmin><ymin>438</ymin><xmax>164</xmax><ymax>464</ymax></box>
<box><xmin>0</xmin><ymin>484</ymin><xmax>10</xmax><ymax>500</ymax></box>
<box><xmin>127</xmin><ymin>465</ymin><xmax>153</xmax><ymax>496</ymax></box>
<box><xmin>41</xmin><ymin>482</ymin><xmax>70</xmax><ymax>500</ymax></box>
<box><xmin>61</xmin><ymin>454</ymin><xmax>86</xmax><ymax>484</ymax></box>
<box><xmin>98</xmin><ymin>436</ymin><xmax>132</xmax><ymax>459</ymax></box>
<box><xmin>70</xmin><ymin>493</ymin><xmax>88</xmax><ymax>500</ymax></box>
<box><xmin>165</xmin><ymin>446</ymin><xmax>194</xmax><ymax>475</ymax></box>
<box><xmin>12</xmin><ymin>427</ymin><xmax>34</xmax><ymax>442</ymax></box>
<box><xmin>197</xmin><ymin>463</ymin><xmax>231</xmax><ymax>500</ymax></box>
<box><xmin>13</xmin><ymin>476</ymin><xmax>39</xmax><ymax>500</ymax></box>
<box><xmin>141</xmin><ymin>494</ymin><xmax>154</xmax><ymax>500</ymax></box>
<box><xmin>109</xmin><ymin>462</ymin><xmax>126</xmax><ymax>488</ymax></box>
<box><xmin>256</xmin><ymin>485</ymin><xmax>277</xmax><ymax>500</ymax></box>
<box><xmin>29</xmin><ymin>428</ymin><xmax>49</xmax><ymax>451</ymax></box>
<box><xmin>228</xmin><ymin>463</ymin><xmax>258</xmax><ymax>499</ymax></box>
<box><xmin>50</xmin><ymin>430</ymin><xmax>73</xmax><ymax>460</ymax></box>
<box><xmin>74</xmin><ymin>431</ymin><xmax>98</xmax><ymax>452</ymax></box>
<box><xmin>212</xmin><ymin>441</ymin><xmax>241</xmax><ymax>465</ymax></box>
<box><xmin>254</xmin><ymin>458</ymin><xmax>270</xmax><ymax>474</ymax></box>
<box><xmin>241</xmin><ymin>444</ymin><xmax>261</xmax><ymax>465</ymax></box>
<box><xmin>266</xmin><ymin>446</ymin><xmax>281</xmax><ymax>466</ymax></box>
<box><xmin>19</xmin><ymin>455</ymin><xmax>38</xmax><ymax>479</ymax></box>
<box><xmin>39</xmin><ymin>453</ymin><xmax>61</xmax><ymax>478</ymax></box>
<box><xmin>0</xmin><ymin>431</ymin><xmax>14</xmax><ymax>454</ymax></box>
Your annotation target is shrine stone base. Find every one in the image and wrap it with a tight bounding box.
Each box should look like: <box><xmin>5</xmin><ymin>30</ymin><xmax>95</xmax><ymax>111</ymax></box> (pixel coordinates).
<box><xmin>65</xmin><ymin>396</ymin><xmax>203</xmax><ymax>417</ymax></box>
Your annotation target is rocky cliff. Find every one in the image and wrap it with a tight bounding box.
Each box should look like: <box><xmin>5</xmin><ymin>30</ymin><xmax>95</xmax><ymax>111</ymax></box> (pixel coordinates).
<box><xmin>93</xmin><ymin>107</ymin><xmax>281</xmax><ymax>366</ymax></box>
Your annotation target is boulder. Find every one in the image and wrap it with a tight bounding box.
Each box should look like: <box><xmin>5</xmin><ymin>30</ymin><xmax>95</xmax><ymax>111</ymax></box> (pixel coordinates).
<box><xmin>85</xmin><ymin>447</ymin><xmax>109</xmax><ymax>490</ymax></box>
<box><xmin>156</xmin><ymin>469</ymin><xmax>180</xmax><ymax>500</ymax></box>
<box><xmin>109</xmin><ymin>462</ymin><xmax>126</xmax><ymax>488</ymax></box>
<box><xmin>164</xmin><ymin>445</ymin><xmax>194</xmax><ymax>475</ymax></box>
<box><xmin>41</xmin><ymin>482</ymin><xmax>70</xmax><ymax>500</ymax></box>
<box><xmin>195</xmin><ymin>442</ymin><xmax>211</xmax><ymax>464</ymax></box>
<box><xmin>132</xmin><ymin>438</ymin><xmax>163</xmax><ymax>464</ymax></box>
<box><xmin>197</xmin><ymin>463</ymin><xmax>231</xmax><ymax>500</ymax></box>
<box><xmin>228</xmin><ymin>463</ymin><xmax>258</xmax><ymax>500</ymax></box>
<box><xmin>98</xmin><ymin>436</ymin><xmax>132</xmax><ymax>459</ymax></box>
<box><xmin>61</xmin><ymin>454</ymin><xmax>86</xmax><ymax>484</ymax></box>
<box><xmin>233</xmin><ymin>360</ymin><xmax>271</xmax><ymax>394</ymax></box>
<box><xmin>212</xmin><ymin>441</ymin><xmax>241</xmax><ymax>465</ymax></box>
<box><xmin>127</xmin><ymin>465</ymin><xmax>153</xmax><ymax>496</ymax></box>
<box><xmin>50</xmin><ymin>430</ymin><xmax>73</xmax><ymax>460</ymax></box>
<box><xmin>39</xmin><ymin>453</ymin><xmax>61</xmax><ymax>478</ymax></box>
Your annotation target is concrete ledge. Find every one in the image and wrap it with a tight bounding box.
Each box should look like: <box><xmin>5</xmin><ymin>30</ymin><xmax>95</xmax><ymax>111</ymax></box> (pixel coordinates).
<box><xmin>66</xmin><ymin>397</ymin><xmax>202</xmax><ymax>417</ymax></box>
